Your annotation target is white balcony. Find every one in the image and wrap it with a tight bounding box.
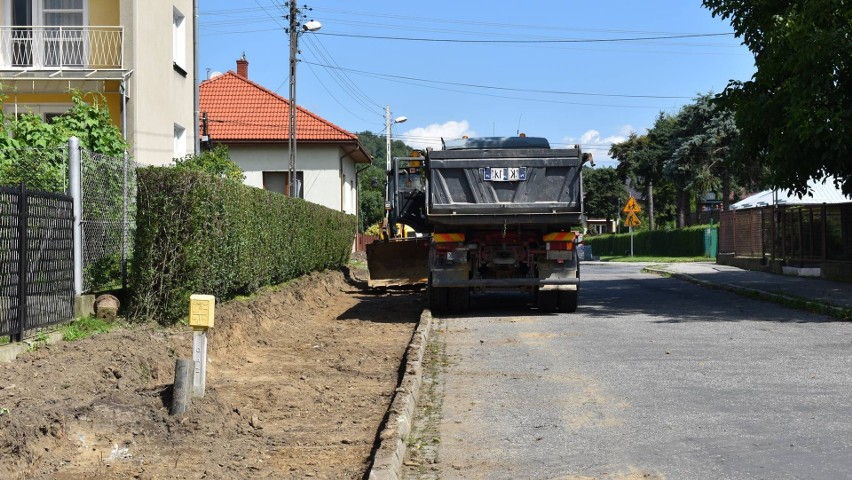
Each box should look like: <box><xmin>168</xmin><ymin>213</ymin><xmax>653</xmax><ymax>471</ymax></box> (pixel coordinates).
<box><xmin>0</xmin><ymin>26</ymin><xmax>124</xmax><ymax>76</ymax></box>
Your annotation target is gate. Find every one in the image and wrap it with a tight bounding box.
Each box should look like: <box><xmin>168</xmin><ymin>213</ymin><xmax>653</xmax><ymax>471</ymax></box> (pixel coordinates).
<box><xmin>0</xmin><ymin>184</ymin><xmax>74</xmax><ymax>341</ymax></box>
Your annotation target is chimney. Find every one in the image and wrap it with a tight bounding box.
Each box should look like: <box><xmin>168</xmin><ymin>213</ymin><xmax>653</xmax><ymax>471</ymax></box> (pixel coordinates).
<box><xmin>236</xmin><ymin>52</ymin><xmax>248</xmax><ymax>78</ymax></box>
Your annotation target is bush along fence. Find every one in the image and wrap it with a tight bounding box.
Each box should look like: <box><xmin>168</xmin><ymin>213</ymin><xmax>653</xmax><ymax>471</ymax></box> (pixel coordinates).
<box><xmin>129</xmin><ymin>167</ymin><xmax>356</xmax><ymax>325</ymax></box>
<box><xmin>584</xmin><ymin>224</ymin><xmax>714</xmax><ymax>257</ymax></box>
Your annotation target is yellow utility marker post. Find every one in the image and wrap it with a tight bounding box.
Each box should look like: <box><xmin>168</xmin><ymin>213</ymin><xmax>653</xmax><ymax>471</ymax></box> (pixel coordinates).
<box><xmin>188</xmin><ymin>294</ymin><xmax>215</xmax><ymax>398</ymax></box>
<box><xmin>623</xmin><ymin>196</ymin><xmax>642</xmax><ymax>257</ymax></box>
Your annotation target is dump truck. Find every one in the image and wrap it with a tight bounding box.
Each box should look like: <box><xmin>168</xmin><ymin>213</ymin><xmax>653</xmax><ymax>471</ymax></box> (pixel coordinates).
<box><xmin>425</xmin><ymin>136</ymin><xmax>589</xmax><ymax>313</ymax></box>
<box><xmin>366</xmin><ymin>155</ymin><xmax>431</xmax><ymax>288</ymax></box>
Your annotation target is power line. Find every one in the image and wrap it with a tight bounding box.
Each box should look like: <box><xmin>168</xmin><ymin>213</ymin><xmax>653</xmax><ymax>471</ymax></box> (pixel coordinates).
<box><xmin>302</xmin><ymin>35</ymin><xmax>383</xmax><ymax>110</ymax></box>
<box><xmin>314</xmin><ymin>31</ymin><xmax>732</xmax><ymax>44</ymax></box>
<box><xmin>303</xmin><ymin>61</ymin><xmax>689</xmax><ymax>100</ymax></box>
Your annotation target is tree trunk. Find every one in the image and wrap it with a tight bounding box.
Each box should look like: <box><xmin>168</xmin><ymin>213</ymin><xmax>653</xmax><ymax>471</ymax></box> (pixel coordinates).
<box><xmin>647</xmin><ymin>178</ymin><xmax>655</xmax><ymax>231</ymax></box>
<box><xmin>693</xmin><ymin>192</ymin><xmax>703</xmax><ymax>226</ymax></box>
<box><xmin>721</xmin><ymin>171</ymin><xmax>731</xmax><ymax>211</ymax></box>
<box><xmin>676</xmin><ymin>189</ymin><xmax>687</xmax><ymax>228</ymax></box>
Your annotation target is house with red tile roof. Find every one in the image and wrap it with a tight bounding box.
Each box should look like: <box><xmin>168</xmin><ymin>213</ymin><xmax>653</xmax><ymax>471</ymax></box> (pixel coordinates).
<box><xmin>199</xmin><ymin>57</ymin><xmax>371</xmax><ymax>215</ymax></box>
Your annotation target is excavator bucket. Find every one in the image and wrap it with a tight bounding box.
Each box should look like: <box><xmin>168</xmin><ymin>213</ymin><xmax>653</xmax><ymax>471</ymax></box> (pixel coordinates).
<box><xmin>366</xmin><ymin>237</ymin><xmax>430</xmax><ymax>288</ymax></box>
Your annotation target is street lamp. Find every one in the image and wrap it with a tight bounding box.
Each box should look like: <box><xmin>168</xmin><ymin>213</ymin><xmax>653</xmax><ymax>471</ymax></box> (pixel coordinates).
<box><xmin>287</xmin><ymin>4</ymin><xmax>321</xmax><ymax>198</ymax></box>
<box><xmin>385</xmin><ymin>105</ymin><xmax>407</xmax><ymax>205</ymax></box>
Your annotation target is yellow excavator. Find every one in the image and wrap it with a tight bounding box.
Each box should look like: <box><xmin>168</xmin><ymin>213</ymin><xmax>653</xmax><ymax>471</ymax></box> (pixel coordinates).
<box><xmin>366</xmin><ymin>154</ymin><xmax>431</xmax><ymax>288</ymax></box>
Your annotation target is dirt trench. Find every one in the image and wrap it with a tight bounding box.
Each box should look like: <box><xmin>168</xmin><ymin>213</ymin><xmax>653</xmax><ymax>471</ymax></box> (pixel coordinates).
<box><xmin>0</xmin><ymin>269</ymin><xmax>422</xmax><ymax>479</ymax></box>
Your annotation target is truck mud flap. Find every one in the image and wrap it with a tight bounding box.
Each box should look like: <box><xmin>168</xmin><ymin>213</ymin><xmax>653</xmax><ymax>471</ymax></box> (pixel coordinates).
<box><xmin>366</xmin><ymin>238</ymin><xmax>430</xmax><ymax>288</ymax></box>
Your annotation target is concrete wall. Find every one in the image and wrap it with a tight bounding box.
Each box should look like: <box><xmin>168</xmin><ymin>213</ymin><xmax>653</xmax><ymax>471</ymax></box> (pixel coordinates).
<box><xmin>123</xmin><ymin>0</ymin><xmax>195</xmax><ymax>166</ymax></box>
<box><xmin>717</xmin><ymin>253</ymin><xmax>852</xmax><ymax>283</ymax></box>
<box><xmin>229</xmin><ymin>143</ymin><xmax>359</xmax><ymax>215</ymax></box>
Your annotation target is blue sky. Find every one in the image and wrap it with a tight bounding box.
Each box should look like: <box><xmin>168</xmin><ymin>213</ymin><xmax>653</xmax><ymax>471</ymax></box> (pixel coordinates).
<box><xmin>198</xmin><ymin>1</ymin><xmax>755</xmax><ymax>167</ymax></box>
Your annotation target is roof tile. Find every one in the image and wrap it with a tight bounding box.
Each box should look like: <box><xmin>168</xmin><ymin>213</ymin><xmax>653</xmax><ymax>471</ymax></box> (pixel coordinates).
<box><xmin>200</xmin><ymin>71</ymin><xmax>358</xmax><ymax>143</ymax></box>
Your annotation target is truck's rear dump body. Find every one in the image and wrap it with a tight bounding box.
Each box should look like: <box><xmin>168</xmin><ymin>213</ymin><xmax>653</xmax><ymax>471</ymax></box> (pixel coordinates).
<box><xmin>427</xmin><ymin>148</ymin><xmax>583</xmax><ymax>227</ymax></box>
<box><xmin>425</xmin><ymin>142</ymin><xmax>584</xmax><ymax>313</ymax></box>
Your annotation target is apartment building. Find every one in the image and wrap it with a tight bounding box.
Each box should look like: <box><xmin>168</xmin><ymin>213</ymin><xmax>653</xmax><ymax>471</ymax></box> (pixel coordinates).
<box><xmin>0</xmin><ymin>0</ymin><xmax>196</xmax><ymax>165</ymax></box>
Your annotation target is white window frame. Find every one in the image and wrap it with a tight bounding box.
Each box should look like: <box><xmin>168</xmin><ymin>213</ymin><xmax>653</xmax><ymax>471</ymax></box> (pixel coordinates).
<box><xmin>40</xmin><ymin>0</ymin><xmax>86</xmax><ymax>26</ymax></box>
<box><xmin>174</xmin><ymin>123</ymin><xmax>186</xmax><ymax>158</ymax></box>
<box><xmin>172</xmin><ymin>6</ymin><xmax>186</xmax><ymax>70</ymax></box>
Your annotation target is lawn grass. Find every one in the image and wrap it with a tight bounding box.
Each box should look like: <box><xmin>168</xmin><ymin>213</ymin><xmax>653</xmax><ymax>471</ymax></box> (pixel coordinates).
<box><xmin>60</xmin><ymin>316</ymin><xmax>115</xmax><ymax>341</ymax></box>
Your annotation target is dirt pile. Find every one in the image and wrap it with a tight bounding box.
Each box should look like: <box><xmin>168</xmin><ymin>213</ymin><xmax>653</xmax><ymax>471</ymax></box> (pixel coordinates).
<box><xmin>0</xmin><ymin>270</ymin><xmax>422</xmax><ymax>479</ymax></box>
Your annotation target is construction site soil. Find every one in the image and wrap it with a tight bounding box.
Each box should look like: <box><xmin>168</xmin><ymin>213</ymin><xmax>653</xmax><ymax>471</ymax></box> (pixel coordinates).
<box><xmin>0</xmin><ymin>269</ymin><xmax>422</xmax><ymax>479</ymax></box>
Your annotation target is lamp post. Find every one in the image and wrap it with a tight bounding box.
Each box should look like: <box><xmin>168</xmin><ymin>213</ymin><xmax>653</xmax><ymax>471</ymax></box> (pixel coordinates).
<box><xmin>384</xmin><ymin>105</ymin><xmax>407</xmax><ymax>205</ymax></box>
<box><xmin>288</xmin><ymin>3</ymin><xmax>321</xmax><ymax>198</ymax></box>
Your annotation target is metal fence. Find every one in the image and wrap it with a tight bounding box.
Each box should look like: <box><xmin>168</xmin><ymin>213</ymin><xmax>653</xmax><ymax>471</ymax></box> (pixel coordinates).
<box><xmin>0</xmin><ymin>184</ymin><xmax>74</xmax><ymax>341</ymax></box>
<box><xmin>80</xmin><ymin>148</ymin><xmax>136</xmax><ymax>292</ymax></box>
<box><xmin>720</xmin><ymin>203</ymin><xmax>852</xmax><ymax>262</ymax></box>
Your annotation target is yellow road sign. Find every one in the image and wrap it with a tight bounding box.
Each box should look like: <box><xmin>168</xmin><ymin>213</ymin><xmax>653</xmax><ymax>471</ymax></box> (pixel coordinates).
<box><xmin>624</xmin><ymin>212</ymin><xmax>641</xmax><ymax>227</ymax></box>
<box><xmin>623</xmin><ymin>196</ymin><xmax>641</xmax><ymax>213</ymax></box>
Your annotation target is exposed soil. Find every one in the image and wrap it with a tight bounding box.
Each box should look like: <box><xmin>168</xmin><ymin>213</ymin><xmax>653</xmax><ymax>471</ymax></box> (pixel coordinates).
<box><xmin>0</xmin><ymin>268</ymin><xmax>422</xmax><ymax>479</ymax></box>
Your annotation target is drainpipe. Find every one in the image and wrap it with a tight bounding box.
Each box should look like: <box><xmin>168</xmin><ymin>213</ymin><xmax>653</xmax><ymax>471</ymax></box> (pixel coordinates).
<box><xmin>193</xmin><ymin>0</ymin><xmax>200</xmax><ymax>155</ymax></box>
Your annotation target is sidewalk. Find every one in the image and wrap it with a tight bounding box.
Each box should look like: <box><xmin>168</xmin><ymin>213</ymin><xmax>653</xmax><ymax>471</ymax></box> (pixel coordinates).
<box><xmin>643</xmin><ymin>262</ymin><xmax>852</xmax><ymax>320</ymax></box>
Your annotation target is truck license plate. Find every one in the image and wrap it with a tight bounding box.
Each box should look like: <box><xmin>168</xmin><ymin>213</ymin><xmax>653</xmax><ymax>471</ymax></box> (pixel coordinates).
<box><xmin>483</xmin><ymin>167</ymin><xmax>526</xmax><ymax>181</ymax></box>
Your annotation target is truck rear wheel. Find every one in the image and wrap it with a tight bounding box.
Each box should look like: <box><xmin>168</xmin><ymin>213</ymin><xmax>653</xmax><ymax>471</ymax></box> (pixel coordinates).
<box><xmin>558</xmin><ymin>290</ymin><xmax>578</xmax><ymax>313</ymax></box>
<box><xmin>447</xmin><ymin>287</ymin><xmax>470</xmax><ymax>313</ymax></box>
<box><xmin>429</xmin><ymin>286</ymin><xmax>449</xmax><ymax>314</ymax></box>
<box><xmin>536</xmin><ymin>290</ymin><xmax>558</xmax><ymax>312</ymax></box>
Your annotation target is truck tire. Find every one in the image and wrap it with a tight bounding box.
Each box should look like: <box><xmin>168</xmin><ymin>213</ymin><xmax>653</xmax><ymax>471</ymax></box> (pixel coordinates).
<box><xmin>447</xmin><ymin>288</ymin><xmax>470</xmax><ymax>313</ymax></box>
<box><xmin>536</xmin><ymin>290</ymin><xmax>558</xmax><ymax>312</ymax></box>
<box><xmin>429</xmin><ymin>286</ymin><xmax>449</xmax><ymax>314</ymax></box>
<box><xmin>558</xmin><ymin>290</ymin><xmax>578</xmax><ymax>313</ymax></box>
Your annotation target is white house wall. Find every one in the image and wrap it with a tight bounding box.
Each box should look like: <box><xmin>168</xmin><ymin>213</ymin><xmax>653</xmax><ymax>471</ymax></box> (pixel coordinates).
<box><xmin>123</xmin><ymin>0</ymin><xmax>195</xmax><ymax>166</ymax></box>
<box><xmin>229</xmin><ymin>144</ymin><xmax>359</xmax><ymax>215</ymax></box>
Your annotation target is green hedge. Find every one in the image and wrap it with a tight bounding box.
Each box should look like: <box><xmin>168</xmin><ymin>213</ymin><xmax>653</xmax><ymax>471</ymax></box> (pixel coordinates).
<box><xmin>129</xmin><ymin>168</ymin><xmax>356</xmax><ymax>324</ymax></box>
<box><xmin>585</xmin><ymin>225</ymin><xmax>714</xmax><ymax>257</ymax></box>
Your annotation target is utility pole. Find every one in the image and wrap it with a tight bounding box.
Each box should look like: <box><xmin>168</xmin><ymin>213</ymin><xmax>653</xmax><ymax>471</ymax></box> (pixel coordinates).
<box><xmin>385</xmin><ymin>105</ymin><xmax>391</xmax><ymax>206</ymax></box>
<box><xmin>286</xmin><ymin>3</ymin><xmax>321</xmax><ymax>198</ymax></box>
<box><xmin>287</xmin><ymin>1</ymin><xmax>299</xmax><ymax>198</ymax></box>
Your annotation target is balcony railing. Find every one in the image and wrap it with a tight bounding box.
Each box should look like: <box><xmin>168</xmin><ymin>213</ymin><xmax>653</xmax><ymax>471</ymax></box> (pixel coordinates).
<box><xmin>0</xmin><ymin>26</ymin><xmax>124</xmax><ymax>71</ymax></box>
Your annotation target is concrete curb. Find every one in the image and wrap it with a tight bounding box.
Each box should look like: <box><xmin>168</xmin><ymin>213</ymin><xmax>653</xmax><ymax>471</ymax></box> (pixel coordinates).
<box><xmin>369</xmin><ymin>308</ymin><xmax>434</xmax><ymax>480</ymax></box>
<box><xmin>0</xmin><ymin>331</ymin><xmax>64</xmax><ymax>363</ymax></box>
<box><xmin>643</xmin><ymin>267</ymin><xmax>851</xmax><ymax>321</ymax></box>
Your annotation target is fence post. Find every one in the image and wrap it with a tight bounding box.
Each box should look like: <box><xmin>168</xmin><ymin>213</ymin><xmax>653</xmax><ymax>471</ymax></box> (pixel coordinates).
<box><xmin>122</xmin><ymin>150</ymin><xmax>129</xmax><ymax>290</ymax></box>
<box><xmin>14</xmin><ymin>183</ymin><xmax>28</xmax><ymax>342</ymax></box>
<box><xmin>69</xmin><ymin>137</ymin><xmax>83</xmax><ymax>297</ymax></box>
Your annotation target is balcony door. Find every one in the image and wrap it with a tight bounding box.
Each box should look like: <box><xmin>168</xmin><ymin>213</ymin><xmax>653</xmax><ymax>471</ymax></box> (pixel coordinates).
<box><xmin>8</xmin><ymin>0</ymin><xmax>86</xmax><ymax>67</ymax></box>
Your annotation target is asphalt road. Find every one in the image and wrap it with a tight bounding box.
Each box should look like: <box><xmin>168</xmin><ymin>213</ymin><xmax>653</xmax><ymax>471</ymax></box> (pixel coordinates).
<box><xmin>407</xmin><ymin>262</ymin><xmax>852</xmax><ymax>480</ymax></box>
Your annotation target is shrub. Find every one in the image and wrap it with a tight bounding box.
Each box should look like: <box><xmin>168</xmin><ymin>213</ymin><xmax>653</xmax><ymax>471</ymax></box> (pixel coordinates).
<box><xmin>585</xmin><ymin>225</ymin><xmax>714</xmax><ymax>257</ymax></box>
<box><xmin>129</xmin><ymin>168</ymin><xmax>355</xmax><ymax>324</ymax></box>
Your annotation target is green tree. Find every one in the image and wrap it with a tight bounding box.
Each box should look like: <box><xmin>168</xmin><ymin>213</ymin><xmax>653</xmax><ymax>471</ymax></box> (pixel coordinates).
<box><xmin>0</xmin><ymin>91</ymin><xmax>127</xmax><ymax>192</ymax></box>
<box><xmin>583</xmin><ymin>166</ymin><xmax>628</xmax><ymax>222</ymax></box>
<box><xmin>174</xmin><ymin>144</ymin><xmax>244</xmax><ymax>181</ymax></box>
<box><xmin>702</xmin><ymin>0</ymin><xmax>851</xmax><ymax>195</ymax></box>
<box><xmin>610</xmin><ymin>112</ymin><xmax>678</xmax><ymax>230</ymax></box>
<box><xmin>356</xmin><ymin>131</ymin><xmax>413</xmax><ymax>232</ymax></box>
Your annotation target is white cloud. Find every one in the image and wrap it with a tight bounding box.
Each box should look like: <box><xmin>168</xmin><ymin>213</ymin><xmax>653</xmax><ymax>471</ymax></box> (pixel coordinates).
<box><xmin>399</xmin><ymin>120</ymin><xmax>477</xmax><ymax>150</ymax></box>
<box><xmin>563</xmin><ymin>125</ymin><xmax>635</xmax><ymax>168</ymax></box>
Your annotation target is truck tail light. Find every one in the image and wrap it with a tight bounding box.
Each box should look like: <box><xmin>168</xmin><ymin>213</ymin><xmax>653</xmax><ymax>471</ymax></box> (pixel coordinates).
<box><xmin>547</xmin><ymin>241</ymin><xmax>574</xmax><ymax>251</ymax></box>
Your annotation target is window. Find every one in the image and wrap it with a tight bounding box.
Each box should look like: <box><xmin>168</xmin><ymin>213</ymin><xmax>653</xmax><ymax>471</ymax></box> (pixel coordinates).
<box><xmin>1</xmin><ymin>103</ymin><xmax>73</xmax><ymax>121</ymax></box>
<box><xmin>43</xmin><ymin>0</ymin><xmax>85</xmax><ymax>66</ymax></box>
<box><xmin>172</xmin><ymin>7</ymin><xmax>186</xmax><ymax>73</ymax></box>
<box><xmin>173</xmin><ymin>123</ymin><xmax>186</xmax><ymax>158</ymax></box>
<box><xmin>8</xmin><ymin>0</ymin><xmax>86</xmax><ymax>67</ymax></box>
<box><xmin>262</xmin><ymin>171</ymin><xmax>304</xmax><ymax>198</ymax></box>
